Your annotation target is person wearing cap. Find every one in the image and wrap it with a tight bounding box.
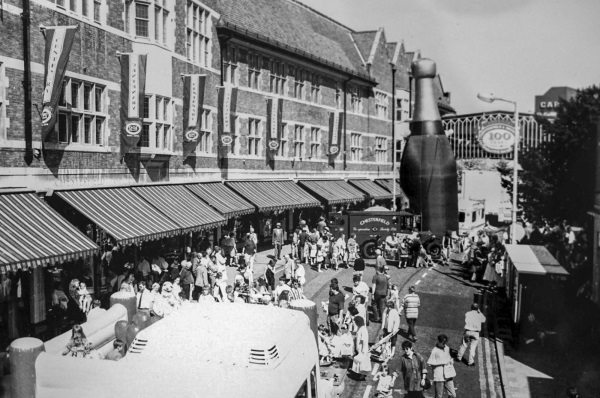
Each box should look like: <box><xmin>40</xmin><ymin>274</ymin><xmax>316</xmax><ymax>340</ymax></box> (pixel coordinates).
<box><xmin>272</xmin><ymin>222</ymin><xmax>284</xmax><ymax>260</ymax></box>
<box><xmin>456</xmin><ymin>303</ymin><xmax>486</xmax><ymax>366</ymax></box>
<box><xmin>273</xmin><ymin>275</ymin><xmax>291</xmax><ymax>301</ymax></box>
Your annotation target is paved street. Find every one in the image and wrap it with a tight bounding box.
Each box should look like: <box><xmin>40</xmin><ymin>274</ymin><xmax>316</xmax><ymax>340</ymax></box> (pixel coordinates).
<box><xmin>236</xmin><ymin>245</ymin><xmax>502</xmax><ymax>397</ymax></box>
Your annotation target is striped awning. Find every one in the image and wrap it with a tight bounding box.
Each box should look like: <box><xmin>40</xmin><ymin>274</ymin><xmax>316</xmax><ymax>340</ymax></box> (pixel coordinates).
<box><xmin>131</xmin><ymin>185</ymin><xmax>226</xmax><ymax>232</ymax></box>
<box><xmin>0</xmin><ymin>193</ymin><xmax>98</xmax><ymax>273</ymax></box>
<box><xmin>297</xmin><ymin>180</ymin><xmax>366</xmax><ymax>205</ymax></box>
<box><xmin>57</xmin><ymin>188</ymin><xmax>181</xmax><ymax>245</ymax></box>
<box><xmin>375</xmin><ymin>179</ymin><xmax>408</xmax><ymax>201</ymax></box>
<box><xmin>348</xmin><ymin>179</ymin><xmax>393</xmax><ymax>200</ymax></box>
<box><xmin>225</xmin><ymin>180</ymin><xmax>320</xmax><ymax>212</ymax></box>
<box><xmin>186</xmin><ymin>182</ymin><xmax>254</xmax><ymax>218</ymax></box>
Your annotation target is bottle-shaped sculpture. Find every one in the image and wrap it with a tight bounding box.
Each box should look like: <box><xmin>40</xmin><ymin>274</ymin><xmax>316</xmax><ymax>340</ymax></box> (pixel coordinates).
<box><xmin>400</xmin><ymin>59</ymin><xmax>458</xmax><ymax>236</ymax></box>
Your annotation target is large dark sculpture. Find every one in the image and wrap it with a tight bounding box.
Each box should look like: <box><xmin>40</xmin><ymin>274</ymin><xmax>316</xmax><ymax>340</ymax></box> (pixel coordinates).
<box><xmin>400</xmin><ymin>59</ymin><xmax>458</xmax><ymax>236</ymax></box>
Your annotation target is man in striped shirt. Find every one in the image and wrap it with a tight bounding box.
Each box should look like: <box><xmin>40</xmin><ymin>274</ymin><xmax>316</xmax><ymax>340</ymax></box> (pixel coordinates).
<box><xmin>401</xmin><ymin>286</ymin><xmax>420</xmax><ymax>342</ymax></box>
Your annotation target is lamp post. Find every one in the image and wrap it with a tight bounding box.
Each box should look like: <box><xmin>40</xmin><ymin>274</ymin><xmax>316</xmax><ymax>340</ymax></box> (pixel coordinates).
<box><xmin>477</xmin><ymin>93</ymin><xmax>519</xmax><ymax>243</ymax></box>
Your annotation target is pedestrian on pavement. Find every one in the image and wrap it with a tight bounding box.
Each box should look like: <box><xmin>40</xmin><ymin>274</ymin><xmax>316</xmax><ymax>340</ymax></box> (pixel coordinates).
<box><xmin>352</xmin><ymin>274</ymin><xmax>370</xmax><ymax>301</ymax></box>
<box><xmin>264</xmin><ymin>259</ymin><xmax>276</xmax><ymax>292</ymax></box>
<box><xmin>456</xmin><ymin>303</ymin><xmax>486</xmax><ymax>366</ymax></box>
<box><xmin>381</xmin><ymin>300</ymin><xmax>401</xmax><ymax>357</ymax></box>
<box><xmin>399</xmin><ymin>340</ymin><xmax>428</xmax><ymax>398</ymax></box>
<box><xmin>335</xmin><ymin>233</ymin><xmax>348</xmax><ymax>268</ymax></box>
<box><xmin>376</xmin><ymin>249</ymin><xmax>386</xmax><ymax>270</ymax></box>
<box><xmin>331</xmin><ymin>236</ymin><xmax>341</xmax><ymax>271</ymax></box>
<box><xmin>222</xmin><ymin>232</ymin><xmax>237</xmax><ymax>267</ymax></box>
<box><xmin>294</xmin><ymin>259</ymin><xmax>306</xmax><ymax>289</ymax></box>
<box><xmin>288</xmin><ymin>278</ymin><xmax>306</xmax><ymax>301</ymax></box>
<box><xmin>317</xmin><ymin>216</ymin><xmax>327</xmax><ymax>236</ymax></box>
<box><xmin>427</xmin><ymin>334</ymin><xmax>457</xmax><ymax>398</ymax></box>
<box><xmin>298</xmin><ymin>227</ymin><xmax>309</xmax><ymax>263</ymax></box>
<box><xmin>351</xmin><ymin>316</ymin><xmax>371</xmax><ymax>380</ymax></box>
<box><xmin>248</xmin><ymin>225</ymin><xmax>258</xmax><ymax>245</ymax></box>
<box><xmin>347</xmin><ymin>233</ymin><xmax>358</xmax><ymax>268</ymax></box>
<box><xmin>283</xmin><ymin>254</ymin><xmax>295</xmax><ymax>281</ymax></box>
<box><xmin>272</xmin><ymin>222</ymin><xmax>284</xmax><ymax>260</ymax></box>
<box><xmin>401</xmin><ymin>286</ymin><xmax>420</xmax><ymax>342</ymax></box>
<box><xmin>327</xmin><ymin>280</ymin><xmax>345</xmax><ymax>334</ymax></box>
<box><xmin>354</xmin><ymin>252</ymin><xmax>365</xmax><ymax>279</ymax></box>
<box><xmin>242</xmin><ymin>232</ymin><xmax>257</xmax><ymax>271</ymax></box>
<box><xmin>371</xmin><ymin>265</ymin><xmax>389</xmax><ymax>323</ymax></box>
<box><xmin>291</xmin><ymin>227</ymin><xmax>300</xmax><ymax>259</ymax></box>
<box><xmin>273</xmin><ymin>275</ymin><xmax>291</xmax><ymax>302</ymax></box>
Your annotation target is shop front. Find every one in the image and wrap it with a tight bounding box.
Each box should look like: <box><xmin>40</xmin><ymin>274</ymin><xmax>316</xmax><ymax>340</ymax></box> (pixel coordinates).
<box><xmin>0</xmin><ymin>192</ymin><xmax>98</xmax><ymax>346</ymax></box>
<box><xmin>374</xmin><ymin>178</ymin><xmax>410</xmax><ymax>210</ymax></box>
<box><xmin>348</xmin><ymin>178</ymin><xmax>394</xmax><ymax>208</ymax></box>
<box><xmin>297</xmin><ymin>179</ymin><xmax>368</xmax><ymax>219</ymax></box>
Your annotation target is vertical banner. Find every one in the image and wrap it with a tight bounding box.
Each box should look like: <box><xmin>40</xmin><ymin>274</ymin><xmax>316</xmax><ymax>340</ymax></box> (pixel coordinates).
<box><xmin>328</xmin><ymin>110</ymin><xmax>343</xmax><ymax>165</ymax></box>
<box><xmin>119</xmin><ymin>53</ymin><xmax>147</xmax><ymax>159</ymax></box>
<box><xmin>217</xmin><ymin>85</ymin><xmax>238</xmax><ymax>158</ymax></box>
<box><xmin>266</xmin><ymin>97</ymin><xmax>283</xmax><ymax>163</ymax></box>
<box><xmin>41</xmin><ymin>26</ymin><xmax>78</xmax><ymax>142</ymax></box>
<box><xmin>182</xmin><ymin>74</ymin><xmax>207</xmax><ymax>158</ymax></box>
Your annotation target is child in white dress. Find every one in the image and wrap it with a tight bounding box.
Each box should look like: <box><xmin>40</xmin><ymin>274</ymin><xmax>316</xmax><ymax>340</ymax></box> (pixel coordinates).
<box><xmin>77</xmin><ymin>282</ymin><xmax>92</xmax><ymax>313</ymax></box>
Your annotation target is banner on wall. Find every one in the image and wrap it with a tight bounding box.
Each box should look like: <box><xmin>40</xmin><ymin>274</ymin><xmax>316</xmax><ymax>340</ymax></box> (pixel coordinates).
<box><xmin>118</xmin><ymin>53</ymin><xmax>148</xmax><ymax>159</ymax></box>
<box><xmin>266</xmin><ymin>97</ymin><xmax>283</xmax><ymax>163</ymax></box>
<box><xmin>217</xmin><ymin>85</ymin><xmax>238</xmax><ymax>158</ymax></box>
<box><xmin>328</xmin><ymin>110</ymin><xmax>344</xmax><ymax>165</ymax></box>
<box><xmin>40</xmin><ymin>25</ymin><xmax>78</xmax><ymax>142</ymax></box>
<box><xmin>182</xmin><ymin>74</ymin><xmax>207</xmax><ymax>158</ymax></box>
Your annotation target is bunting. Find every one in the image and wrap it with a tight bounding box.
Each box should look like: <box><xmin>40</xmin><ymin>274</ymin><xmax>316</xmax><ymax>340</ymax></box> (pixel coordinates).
<box><xmin>217</xmin><ymin>85</ymin><xmax>238</xmax><ymax>158</ymax></box>
<box><xmin>182</xmin><ymin>74</ymin><xmax>207</xmax><ymax>158</ymax></box>
<box><xmin>266</xmin><ymin>97</ymin><xmax>283</xmax><ymax>163</ymax></box>
<box><xmin>118</xmin><ymin>53</ymin><xmax>147</xmax><ymax>159</ymax></box>
<box><xmin>41</xmin><ymin>26</ymin><xmax>78</xmax><ymax>142</ymax></box>
<box><xmin>328</xmin><ymin>110</ymin><xmax>344</xmax><ymax>165</ymax></box>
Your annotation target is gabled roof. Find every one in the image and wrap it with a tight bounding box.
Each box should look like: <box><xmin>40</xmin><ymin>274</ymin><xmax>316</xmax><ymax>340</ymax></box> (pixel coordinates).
<box><xmin>214</xmin><ymin>0</ymin><xmax>371</xmax><ymax>80</ymax></box>
<box><xmin>352</xmin><ymin>31</ymin><xmax>377</xmax><ymax>64</ymax></box>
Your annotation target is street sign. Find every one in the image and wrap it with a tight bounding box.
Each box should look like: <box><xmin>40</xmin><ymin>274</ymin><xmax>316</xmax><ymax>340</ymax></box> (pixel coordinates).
<box><xmin>478</xmin><ymin>122</ymin><xmax>515</xmax><ymax>154</ymax></box>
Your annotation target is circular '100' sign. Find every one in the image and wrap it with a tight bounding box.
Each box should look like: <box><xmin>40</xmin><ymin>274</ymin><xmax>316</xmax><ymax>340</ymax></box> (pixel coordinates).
<box><xmin>478</xmin><ymin>123</ymin><xmax>516</xmax><ymax>154</ymax></box>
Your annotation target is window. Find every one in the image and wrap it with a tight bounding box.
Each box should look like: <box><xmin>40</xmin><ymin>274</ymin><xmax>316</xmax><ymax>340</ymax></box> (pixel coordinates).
<box><xmin>48</xmin><ymin>0</ymin><xmax>104</xmax><ymax>23</ymax></box>
<box><xmin>129</xmin><ymin>0</ymin><xmax>169</xmax><ymax>44</ymax></box>
<box><xmin>248</xmin><ymin>118</ymin><xmax>262</xmax><ymax>156</ymax></box>
<box><xmin>350</xmin><ymin>133</ymin><xmax>363</xmax><ymax>161</ymax></box>
<box><xmin>69</xmin><ymin>0</ymin><xmax>76</xmax><ymax>12</ymax></box>
<box><xmin>186</xmin><ymin>1</ymin><xmax>211</xmax><ymax>68</ymax></box>
<box><xmin>0</xmin><ymin>62</ymin><xmax>6</xmax><ymax>140</ymax></box>
<box><xmin>277</xmin><ymin>123</ymin><xmax>288</xmax><ymax>157</ymax></box>
<box><xmin>376</xmin><ymin>91</ymin><xmax>388</xmax><ymax>119</ymax></box>
<box><xmin>350</xmin><ymin>85</ymin><xmax>363</xmax><ymax>114</ymax></box>
<box><xmin>93</xmin><ymin>0</ymin><xmax>101</xmax><ymax>22</ymax></box>
<box><xmin>335</xmin><ymin>82</ymin><xmax>342</xmax><ymax>109</ymax></box>
<box><xmin>309</xmin><ymin>127</ymin><xmax>320</xmax><ymax>158</ymax></box>
<box><xmin>269</xmin><ymin>59</ymin><xmax>286</xmax><ymax>95</ymax></box>
<box><xmin>309</xmin><ymin>73</ymin><xmax>320</xmax><ymax>104</ymax></box>
<box><xmin>137</xmin><ymin>94</ymin><xmax>173</xmax><ymax>150</ymax></box>
<box><xmin>198</xmin><ymin>109</ymin><xmax>213</xmax><ymax>153</ymax></box>
<box><xmin>472</xmin><ymin>211</ymin><xmax>477</xmax><ymax>223</ymax></box>
<box><xmin>459</xmin><ymin>212</ymin><xmax>466</xmax><ymax>223</ymax></box>
<box><xmin>396</xmin><ymin>98</ymin><xmax>403</xmax><ymax>121</ymax></box>
<box><xmin>294</xmin><ymin>67</ymin><xmax>304</xmax><ymax>100</ymax></box>
<box><xmin>375</xmin><ymin>137</ymin><xmax>387</xmax><ymax>163</ymax></box>
<box><xmin>247</xmin><ymin>53</ymin><xmax>261</xmax><ymax>90</ymax></box>
<box><xmin>134</xmin><ymin>2</ymin><xmax>149</xmax><ymax>37</ymax></box>
<box><xmin>223</xmin><ymin>46</ymin><xmax>238</xmax><ymax>85</ymax></box>
<box><xmin>293</xmin><ymin>125</ymin><xmax>305</xmax><ymax>158</ymax></box>
<box><xmin>52</xmin><ymin>78</ymin><xmax>106</xmax><ymax>146</ymax></box>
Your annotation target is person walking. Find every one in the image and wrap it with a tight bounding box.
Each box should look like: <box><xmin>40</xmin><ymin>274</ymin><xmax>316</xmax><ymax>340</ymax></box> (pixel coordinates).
<box><xmin>427</xmin><ymin>334</ymin><xmax>457</xmax><ymax>398</ymax></box>
<box><xmin>351</xmin><ymin>316</ymin><xmax>371</xmax><ymax>380</ymax></box>
<box><xmin>193</xmin><ymin>252</ymin><xmax>208</xmax><ymax>300</ymax></box>
<box><xmin>371</xmin><ymin>265</ymin><xmax>389</xmax><ymax>323</ymax></box>
<box><xmin>327</xmin><ymin>281</ymin><xmax>345</xmax><ymax>335</ymax></box>
<box><xmin>264</xmin><ymin>259</ymin><xmax>276</xmax><ymax>292</ymax></box>
<box><xmin>347</xmin><ymin>233</ymin><xmax>358</xmax><ymax>268</ymax></box>
<box><xmin>242</xmin><ymin>232</ymin><xmax>257</xmax><ymax>271</ymax></box>
<box><xmin>353</xmin><ymin>252</ymin><xmax>365</xmax><ymax>279</ymax></box>
<box><xmin>298</xmin><ymin>227</ymin><xmax>309</xmax><ymax>263</ymax></box>
<box><xmin>283</xmin><ymin>254</ymin><xmax>295</xmax><ymax>281</ymax></box>
<box><xmin>381</xmin><ymin>300</ymin><xmax>401</xmax><ymax>357</ymax></box>
<box><xmin>401</xmin><ymin>286</ymin><xmax>420</xmax><ymax>342</ymax></box>
<box><xmin>456</xmin><ymin>303</ymin><xmax>486</xmax><ymax>366</ymax></box>
<box><xmin>272</xmin><ymin>222</ymin><xmax>284</xmax><ymax>260</ymax></box>
<box><xmin>399</xmin><ymin>340</ymin><xmax>428</xmax><ymax>398</ymax></box>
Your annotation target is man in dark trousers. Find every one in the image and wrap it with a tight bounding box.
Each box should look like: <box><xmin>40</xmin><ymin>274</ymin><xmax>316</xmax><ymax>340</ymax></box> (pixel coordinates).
<box><xmin>272</xmin><ymin>222</ymin><xmax>284</xmax><ymax>260</ymax></box>
<box><xmin>371</xmin><ymin>265</ymin><xmax>389</xmax><ymax>322</ymax></box>
<box><xmin>298</xmin><ymin>227</ymin><xmax>309</xmax><ymax>263</ymax></box>
<box><xmin>353</xmin><ymin>252</ymin><xmax>366</xmax><ymax>279</ymax></box>
<box><xmin>327</xmin><ymin>280</ymin><xmax>345</xmax><ymax>335</ymax></box>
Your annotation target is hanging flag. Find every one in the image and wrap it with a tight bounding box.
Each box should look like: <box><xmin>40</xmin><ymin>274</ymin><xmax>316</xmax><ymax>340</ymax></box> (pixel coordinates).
<box><xmin>328</xmin><ymin>110</ymin><xmax>343</xmax><ymax>164</ymax></box>
<box><xmin>119</xmin><ymin>53</ymin><xmax>147</xmax><ymax>159</ymax></box>
<box><xmin>266</xmin><ymin>97</ymin><xmax>283</xmax><ymax>163</ymax></box>
<box><xmin>40</xmin><ymin>25</ymin><xmax>78</xmax><ymax>142</ymax></box>
<box><xmin>217</xmin><ymin>85</ymin><xmax>238</xmax><ymax>158</ymax></box>
<box><xmin>182</xmin><ymin>74</ymin><xmax>207</xmax><ymax>158</ymax></box>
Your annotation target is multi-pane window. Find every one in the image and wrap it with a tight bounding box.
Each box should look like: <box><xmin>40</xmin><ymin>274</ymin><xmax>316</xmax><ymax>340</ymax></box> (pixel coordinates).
<box><xmin>350</xmin><ymin>133</ymin><xmax>363</xmax><ymax>161</ymax></box>
<box><xmin>93</xmin><ymin>0</ymin><xmax>101</xmax><ymax>22</ymax></box>
<box><xmin>293</xmin><ymin>125</ymin><xmax>305</xmax><ymax>158</ymax></box>
<box><xmin>223</xmin><ymin>46</ymin><xmax>238</xmax><ymax>85</ymax></box>
<box><xmin>269</xmin><ymin>60</ymin><xmax>286</xmax><ymax>95</ymax></box>
<box><xmin>350</xmin><ymin>85</ymin><xmax>363</xmax><ymax>114</ymax></box>
<box><xmin>309</xmin><ymin>127</ymin><xmax>320</xmax><ymax>158</ymax></box>
<box><xmin>277</xmin><ymin>123</ymin><xmax>288</xmax><ymax>157</ymax></box>
<box><xmin>294</xmin><ymin>67</ymin><xmax>305</xmax><ymax>100</ymax></box>
<box><xmin>154</xmin><ymin>1</ymin><xmax>169</xmax><ymax>44</ymax></box>
<box><xmin>248</xmin><ymin>118</ymin><xmax>262</xmax><ymax>156</ymax></box>
<box><xmin>198</xmin><ymin>109</ymin><xmax>213</xmax><ymax>154</ymax></box>
<box><xmin>53</xmin><ymin>78</ymin><xmax>106</xmax><ymax>146</ymax></box>
<box><xmin>137</xmin><ymin>94</ymin><xmax>173</xmax><ymax>150</ymax></box>
<box><xmin>69</xmin><ymin>0</ymin><xmax>76</xmax><ymax>12</ymax></box>
<box><xmin>0</xmin><ymin>62</ymin><xmax>6</xmax><ymax>140</ymax></box>
<box><xmin>130</xmin><ymin>1</ymin><xmax>169</xmax><ymax>44</ymax></box>
<box><xmin>134</xmin><ymin>2</ymin><xmax>149</xmax><ymax>37</ymax></box>
<box><xmin>309</xmin><ymin>73</ymin><xmax>321</xmax><ymax>104</ymax></box>
<box><xmin>376</xmin><ymin>92</ymin><xmax>388</xmax><ymax>119</ymax></box>
<box><xmin>186</xmin><ymin>2</ymin><xmax>211</xmax><ymax>68</ymax></box>
<box><xmin>248</xmin><ymin>53</ymin><xmax>261</xmax><ymax>90</ymax></box>
<box><xmin>375</xmin><ymin>137</ymin><xmax>387</xmax><ymax>163</ymax></box>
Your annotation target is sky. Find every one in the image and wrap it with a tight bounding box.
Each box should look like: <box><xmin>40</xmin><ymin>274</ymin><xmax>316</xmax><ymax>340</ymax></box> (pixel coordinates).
<box><xmin>297</xmin><ymin>0</ymin><xmax>600</xmax><ymax>114</ymax></box>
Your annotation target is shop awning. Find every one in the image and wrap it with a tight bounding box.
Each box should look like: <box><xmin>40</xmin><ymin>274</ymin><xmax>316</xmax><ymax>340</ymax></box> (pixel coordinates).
<box><xmin>348</xmin><ymin>179</ymin><xmax>393</xmax><ymax>200</ymax></box>
<box><xmin>131</xmin><ymin>185</ymin><xmax>226</xmax><ymax>232</ymax></box>
<box><xmin>225</xmin><ymin>180</ymin><xmax>320</xmax><ymax>212</ymax></box>
<box><xmin>297</xmin><ymin>179</ymin><xmax>366</xmax><ymax>205</ymax></box>
<box><xmin>186</xmin><ymin>182</ymin><xmax>254</xmax><ymax>218</ymax></box>
<box><xmin>0</xmin><ymin>193</ymin><xmax>98</xmax><ymax>273</ymax></box>
<box><xmin>374</xmin><ymin>179</ymin><xmax>405</xmax><ymax>197</ymax></box>
<box><xmin>505</xmin><ymin>244</ymin><xmax>568</xmax><ymax>276</ymax></box>
<box><xmin>56</xmin><ymin>188</ymin><xmax>181</xmax><ymax>245</ymax></box>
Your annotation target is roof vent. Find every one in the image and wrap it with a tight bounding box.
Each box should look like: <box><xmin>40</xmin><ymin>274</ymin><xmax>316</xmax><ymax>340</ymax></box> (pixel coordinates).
<box><xmin>127</xmin><ymin>337</ymin><xmax>148</xmax><ymax>355</ymax></box>
<box><xmin>248</xmin><ymin>345</ymin><xmax>280</xmax><ymax>366</ymax></box>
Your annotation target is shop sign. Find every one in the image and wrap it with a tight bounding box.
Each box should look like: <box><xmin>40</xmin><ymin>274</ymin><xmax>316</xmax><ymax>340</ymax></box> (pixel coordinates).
<box><xmin>478</xmin><ymin>122</ymin><xmax>515</xmax><ymax>154</ymax></box>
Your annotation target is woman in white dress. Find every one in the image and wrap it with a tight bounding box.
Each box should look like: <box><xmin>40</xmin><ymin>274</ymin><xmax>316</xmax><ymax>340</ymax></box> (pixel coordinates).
<box><xmin>351</xmin><ymin>315</ymin><xmax>371</xmax><ymax>380</ymax></box>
